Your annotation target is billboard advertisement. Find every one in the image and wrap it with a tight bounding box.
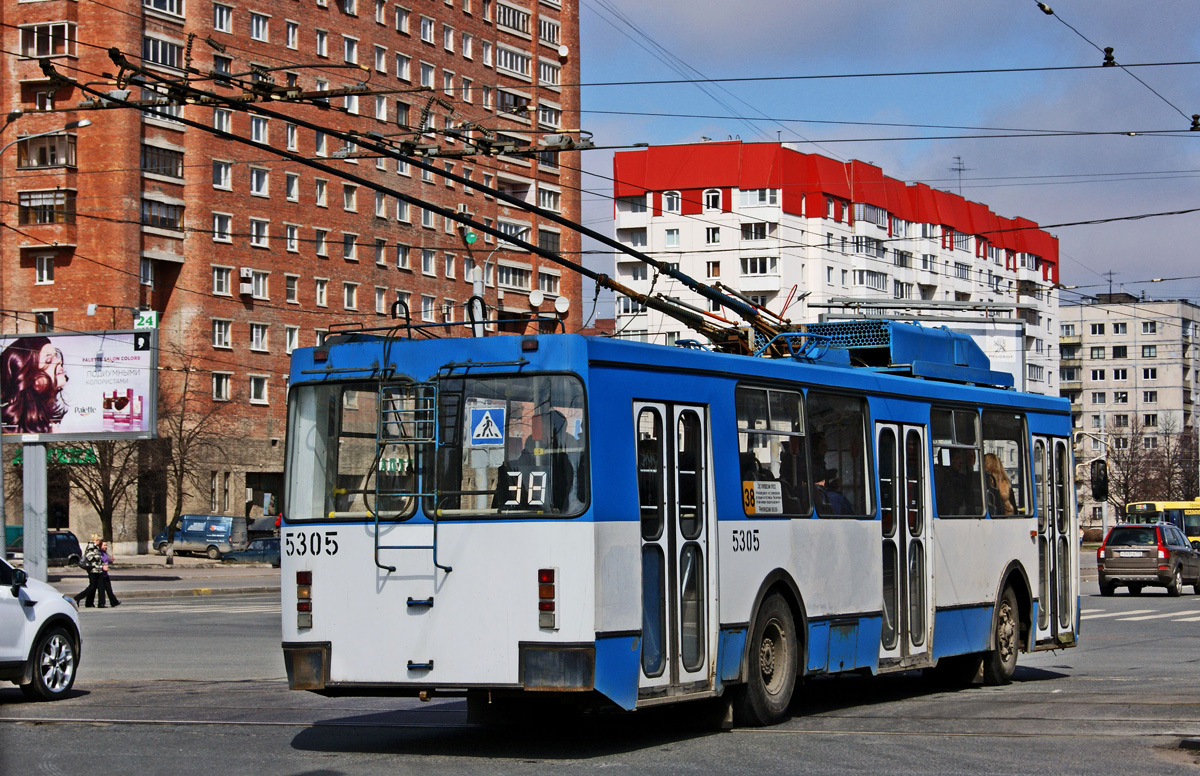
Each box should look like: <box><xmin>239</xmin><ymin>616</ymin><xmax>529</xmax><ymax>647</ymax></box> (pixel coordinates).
<box><xmin>0</xmin><ymin>330</ymin><xmax>158</xmax><ymax>441</ymax></box>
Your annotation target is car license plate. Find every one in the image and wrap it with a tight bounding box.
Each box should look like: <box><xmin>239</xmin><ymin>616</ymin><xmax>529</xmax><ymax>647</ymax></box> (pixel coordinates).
<box><xmin>1118</xmin><ymin>551</ymin><xmax>1142</xmax><ymax>557</ymax></box>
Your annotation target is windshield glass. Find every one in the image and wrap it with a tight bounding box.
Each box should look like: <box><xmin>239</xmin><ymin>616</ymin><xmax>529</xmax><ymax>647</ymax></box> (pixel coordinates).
<box><xmin>286</xmin><ymin>375</ymin><xmax>587</xmax><ymax>521</ymax></box>
<box><xmin>436</xmin><ymin>374</ymin><xmax>587</xmax><ymax>517</ymax></box>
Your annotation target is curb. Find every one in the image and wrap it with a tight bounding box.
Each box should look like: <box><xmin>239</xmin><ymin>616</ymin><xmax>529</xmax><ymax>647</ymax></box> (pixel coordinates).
<box><xmin>108</xmin><ymin>586</ymin><xmax>281</xmax><ymax>600</ymax></box>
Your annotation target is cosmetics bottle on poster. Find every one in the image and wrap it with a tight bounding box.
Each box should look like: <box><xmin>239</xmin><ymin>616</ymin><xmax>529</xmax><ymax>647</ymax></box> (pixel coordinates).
<box><xmin>103</xmin><ymin>391</ymin><xmax>115</xmax><ymax>431</ymax></box>
<box><xmin>114</xmin><ymin>388</ymin><xmax>132</xmax><ymax>431</ymax></box>
<box><xmin>132</xmin><ymin>395</ymin><xmax>143</xmax><ymax>431</ymax></box>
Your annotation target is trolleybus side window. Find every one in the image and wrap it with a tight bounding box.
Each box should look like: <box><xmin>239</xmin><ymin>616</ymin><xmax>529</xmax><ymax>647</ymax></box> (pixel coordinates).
<box><xmin>981</xmin><ymin>411</ymin><xmax>1028</xmax><ymax>517</ymax></box>
<box><xmin>931</xmin><ymin>408</ymin><xmax>984</xmax><ymax>517</ymax></box>
<box><xmin>807</xmin><ymin>391</ymin><xmax>871</xmax><ymax>517</ymax></box>
<box><xmin>735</xmin><ymin>386</ymin><xmax>809</xmax><ymax>517</ymax></box>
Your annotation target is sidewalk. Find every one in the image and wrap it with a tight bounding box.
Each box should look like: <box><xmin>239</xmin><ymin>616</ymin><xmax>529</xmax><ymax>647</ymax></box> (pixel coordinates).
<box><xmin>47</xmin><ymin>554</ymin><xmax>280</xmax><ymax>599</ymax></box>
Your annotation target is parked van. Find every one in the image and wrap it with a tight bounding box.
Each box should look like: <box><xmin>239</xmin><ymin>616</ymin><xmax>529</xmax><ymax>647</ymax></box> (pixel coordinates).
<box><xmin>153</xmin><ymin>515</ymin><xmax>246</xmax><ymax>559</ymax></box>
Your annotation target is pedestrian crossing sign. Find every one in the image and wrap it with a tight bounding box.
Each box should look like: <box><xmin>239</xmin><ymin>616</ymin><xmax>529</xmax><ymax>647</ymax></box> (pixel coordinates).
<box><xmin>470</xmin><ymin>408</ymin><xmax>505</xmax><ymax>446</ymax></box>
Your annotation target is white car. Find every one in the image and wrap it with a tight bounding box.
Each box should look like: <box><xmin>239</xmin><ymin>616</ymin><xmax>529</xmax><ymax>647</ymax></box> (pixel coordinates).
<box><xmin>0</xmin><ymin>556</ymin><xmax>81</xmax><ymax>701</ymax></box>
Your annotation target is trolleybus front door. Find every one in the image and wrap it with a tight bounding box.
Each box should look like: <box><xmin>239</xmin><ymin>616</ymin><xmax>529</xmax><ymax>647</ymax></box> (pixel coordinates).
<box><xmin>876</xmin><ymin>423</ymin><xmax>933</xmax><ymax>664</ymax></box>
<box><xmin>634</xmin><ymin>402</ymin><xmax>715</xmax><ymax>698</ymax></box>
<box><xmin>1033</xmin><ymin>436</ymin><xmax>1077</xmax><ymax>646</ymax></box>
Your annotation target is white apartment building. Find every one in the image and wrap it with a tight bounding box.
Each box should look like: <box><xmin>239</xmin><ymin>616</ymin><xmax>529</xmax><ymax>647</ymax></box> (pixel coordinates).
<box><xmin>609</xmin><ymin>142</ymin><xmax>1060</xmax><ymax>394</ymax></box>
<box><xmin>1060</xmin><ymin>294</ymin><xmax>1200</xmax><ymax>526</ymax></box>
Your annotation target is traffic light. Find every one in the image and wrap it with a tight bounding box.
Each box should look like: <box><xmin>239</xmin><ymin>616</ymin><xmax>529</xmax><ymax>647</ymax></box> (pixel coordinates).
<box><xmin>1090</xmin><ymin>459</ymin><xmax>1109</xmax><ymax>502</ymax></box>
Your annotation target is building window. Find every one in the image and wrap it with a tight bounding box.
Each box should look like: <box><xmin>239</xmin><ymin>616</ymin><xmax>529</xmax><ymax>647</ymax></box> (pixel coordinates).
<box><xmin>141</xmin><ymin>199</ymin><xmax>184</xmax><ymax>230</ymax></box>
<box><xmin>18</xmin><ymin>134</ymin><xmax>77</xmax><ymax>170</ymax></box>
<box><xmin>1090</xmin><ymin>392</ymin><xmax>1106</xmax><ymax>404</ymax></box>
<box><xmin>420</xmin><ymin>16</ymin><xmax>434</xmax><ymax>43</ymax></box>
<box><xmin>212</xmin><ymin>214</ymin><xmax>232</xmax><ymax>243</ymax></box>
<box><xmin>249</xmin><ymin>376</ymin><xmax>268</xmax><ymax>405</ymax></box>
<box><xmin>19</xmin><ymin>22</ymin><xmax>76</xmax><ymax>58</ymax></box>
<box><xmin>344</xmin><ymin>282</ymin><xmax>358</xmax><ymax>310</ymax></box>
<box><xmin>1090</xmin><ymin>369</ymin><xmax>1105</xmax><ymax>381</ymax></box>
<box><xmin>212</xmin><ymin>266</ymin><xmax>231</xmax><ymax>295</ymax></box>
<box><xmin>663</xmin><ymin>191</ymin><xmax>681</xmax><ymax>213</ymax></box>
<box><xmin>664</xmin><ymin>229</ymin><xmax>680</xmax><ymax>248</ymax></box>
<box><xmin>212</xmin><ymin>319</ymin><xmax>231</xmax><ymax>348</ymax></box>
<box><xmin>1144</xmin><ymin>414</ymin><xmax>1158</xmax><ymax>427</ymax></box>
<box><xmin>250</xmin><ymin>323</ymin><xmax>268</xmax><ymax>351</ymax></box>
<box><xmin>140</xmin><ymin>258</ymin><xmax>155</xmax><ymax>287</ymax></box>
<box><xmin>741</xmin><ymin>222</ymin><xmax>768</xmax><ymax>241</ymax></box>
<box><xmin>285</xmin><ymin>224</ymin><xmax>299</xmax><ymax>253</ymax></box>
<box><xmin>18</xmin><ymin>191</ymin><xmax>75</xmax><ymax>225</ymax></box>
<box><xmin>250</xmin><ymin>116</ymin><xmax>268</xmax><ymax>144</ymax></box>
<box><xmin>35</xmin><ymin>255</ymin><xmax>54</xmax><ymax>285</ymax></box>
<box><xmin>343</xmin><ymin>35</ymin><xmax>358</xmax><ymax>64</ymax></box>
<box><xmin>1113</xmin><ymin>322</ymin><xmax>1127</xmax><ymax>334</ymax></box>
<box><xmin>1090</xmin><ymin>323</ymin><xmax>1105</xmax><ymax>335</ymax></box>
<box><xmin>741</xmin><ymin>256</ymin><xmax>778</xmax><ymax>276</ymax></box>
<box><xmin>705</xmin><ymin>227</ymin><xmax>720</xmax><ymax>245</ymax></box>
<box><xmin>315</xmin><ymin>29</ymin><xmax>328</xmax><ymax>57</ymax></box>
<box><xmin>250</xmin><ymin>270</ymin><xmax>268</xmax><ymax>299</ymax></box>
<box><xmin>1090</xmin><ymin>347</ymin><xmax>1105</xmax><ymax>360</ymax></box>
<box><xmin>1143</xmin><ymin>390</ymin><xmax>1158</xmax><ymax>403</ymax></box>
<box><xmin>396</xmin><ymin>6</ymin><xmax>409</xmax><ymax>32</ymax></box>
<box><xmin>1112</xmin><ymin>345</ymin><xmax>1127</xmax><ymax>359</ymax></box>
<box><xmin>706</xmin><ymin>261</ymin><xmax>720</xmax><ymax>279</ymax></box>
<box><xmin>1143</xmin><ymin>321</ymin><xmax>1157</xmax><ymax>334</ymax></box>
<box><xmin>1113</xmin><ymin>368</ymin><xmax>1127</xmax><ymax>381</ymax></box>
<box><xmin>421</xmin><ymin>295</ymin><xmax>436</xmax><ymax>322</ymax></box>
<box><xmin>1144</xmin><ymin>368</ymin><xmax>1157</xmax><ymax>380</ymax></box>
<box><xmin>248</xmin><ymin>219</ymin><xmax>269</xmax><ymax>247</ymax></box>
<box><xmin>375</xmin><ymin>287</ymin><xmax>388</xmax><ymax>314</ymax></box>
<box><xmin>342</xmin><ymin>233</ymin><xmax>358</xmax><ymax>261</ymax></box>
<box><xmin>142</xmin><ymin>36</ymin><xmax>181</xmax><ymax>69</ymax></box>
<box><xmin>343</xmin><ymin>184</ymin><xmax>357</xmax><ymax>211</ymax></box>
<box><xmin>395</xmin><ymin>53</ymin><xmax>411</xmax><ymax>81</ymax></box>
<box><xmin>703</xmin><ymin>189</ymin><xmax>721</xmax><ymax>211</ymax></box>
<box><xmin>250</xmin><ymin>12</ymin><xmax>269</xmax><ymax>41</ymax></box>
<box><xmin>140</xmin><ymin>144</ymin><xmax>181</xmax><ymax>178</ymax></box>
<box><xmin>1114</xmin><ymin>391</ymin><xmax>1128</xmax><ymax>403</ymax></box>
<box><xmin>1142</xmin><ymin>345</ymin><xmax>1157</xmax><ymax>358</ymax></box>
<box><xmin>315</xmin><ymin>279</ymin><xmax>328</xmax><ymax>307</ymax></box>
<box><xmin>538</xmin><ymin>187</ymin><xmax>561</xmax><ymax>212</ymax></box>
<box><xmin>396</xmin><ymin>244</ymin><xmax>411</xmax><ymax>269</ymax></box>
<box><xmin>538</xmin><ymin>272</ymin><xmax>560</xmax><ymax>295</ymax></box>
<box><xmin>1143</xmin><ymin>436</ymin><xmax>1158</xmax><ymax>450</ymax></box>
<box><xmin>740</xmin><ymin>188</ymin><xmax>779</xmax><ymax>207</ymax></box>
<box><xmin>285</xmin><ymin>326</ymin><xmax>299</xmax><ymax>354</ymax></box>
<box><xmin>213</xmin><ymin>373</ymin><xmax>232</xmax><ymax>401</ymax></box>
<box><xmin>538</xmin><ymin>229</ymin><xmax>560</xmax><ymax>254</ymax></box>
<box><xmin>249</xmin><ymin>167</ymin><xmax>269</xmax><ymax>197</ymax></box>
<box><xmin>212</xmin><ymin>160</ymin><xmax>232</xmax><ymax>189</ymax></box>
<box><xmin>214</xmin><ymin>4</ymin><xmax>232</xmax><ymax>32</ymax></box>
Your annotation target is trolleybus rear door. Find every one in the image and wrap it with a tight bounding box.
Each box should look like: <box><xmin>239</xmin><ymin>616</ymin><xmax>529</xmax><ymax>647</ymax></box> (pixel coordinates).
<box><xmin>634</xmin><ymin>402</ymin><xmax>716</xmax><ymax>698</ymax></box>
<box><xmin>876</xmin><ymin>423</ymin><xmax>933</xmax><ymax>664</ymax></box>
<box><xmin>1033</xmin><ymin>436</ymin><xmax>1077</xmax><ymax>646</ymax></box>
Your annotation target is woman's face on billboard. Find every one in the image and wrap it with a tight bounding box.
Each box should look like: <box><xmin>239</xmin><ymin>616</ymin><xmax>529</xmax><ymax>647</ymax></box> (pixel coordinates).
<box><xmin>38</xmin><ymin>343</ymin><xmax>67</xmax><ymax>389</ymax></box>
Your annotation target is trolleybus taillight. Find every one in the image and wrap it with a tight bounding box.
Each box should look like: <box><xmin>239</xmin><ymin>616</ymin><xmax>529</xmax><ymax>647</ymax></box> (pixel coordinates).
<box><xmin>538</xmin><ymin>568</ymin><xmax>557</xmax><ymax>630</ymax></box>
<box><xmin>297</xmin><ymin>570</ymin><xmax>313</xmax><ymax>629</ymax></box>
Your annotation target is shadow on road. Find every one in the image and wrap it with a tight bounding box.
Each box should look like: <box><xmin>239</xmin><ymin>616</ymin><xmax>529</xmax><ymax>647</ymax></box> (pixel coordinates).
<box><xmin>291</xmin><ymin>699</ymin><xmax>722</xmax><ymax>759</ymax></box>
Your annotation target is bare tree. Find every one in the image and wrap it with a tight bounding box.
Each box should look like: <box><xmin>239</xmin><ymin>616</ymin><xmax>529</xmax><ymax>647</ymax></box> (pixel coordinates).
<box><xmin>153</xmin><ymin>349</ymin><xmax>232</xmax><ymax>565</ymax></box>
<box><xmin>47</xmin><ymin>440</ymin><xmax>141</xmax><ymax>544</ymax></box>
<box><xmin>1103</xmin><ymin>417</ymin><xmax>1158</xmax><ymax>515</ymax></box>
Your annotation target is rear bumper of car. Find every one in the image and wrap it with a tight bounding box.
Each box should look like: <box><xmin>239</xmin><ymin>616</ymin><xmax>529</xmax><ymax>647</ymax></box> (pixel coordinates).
<box><xmin>1098</xmin><ymin>570</ymin><xmax>1171</xmax><ymax>585</ymax></box>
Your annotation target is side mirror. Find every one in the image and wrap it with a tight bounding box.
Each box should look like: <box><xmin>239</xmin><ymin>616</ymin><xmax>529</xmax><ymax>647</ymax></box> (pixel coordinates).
<box><xmin>11</xmin><ymin>568</ymin><xmax>27</xmax><ymax>595</ymax></box>
<box><xmin>1192</xmin><ymin>541</ymin><xmax>1200</xmax><ymax>551</ymax></box>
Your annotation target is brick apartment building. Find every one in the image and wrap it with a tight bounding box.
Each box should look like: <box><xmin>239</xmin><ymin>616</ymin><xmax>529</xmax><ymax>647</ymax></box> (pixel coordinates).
<box><xmin>610</xmin><ymin>142</ymin><xmax>1060</xmax><ymax>394</ymax></box>
<box><xmin>1</xmin><ymin>0</ymin><xmax>581</xmax><ymax>550</ymax></box>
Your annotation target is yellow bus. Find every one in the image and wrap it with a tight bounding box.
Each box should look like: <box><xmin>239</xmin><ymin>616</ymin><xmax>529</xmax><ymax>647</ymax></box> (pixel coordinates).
<box><xmin>1124</xmin><ymin>500</ymin><xmax>1200</xmax><ymax>543</ymax></box>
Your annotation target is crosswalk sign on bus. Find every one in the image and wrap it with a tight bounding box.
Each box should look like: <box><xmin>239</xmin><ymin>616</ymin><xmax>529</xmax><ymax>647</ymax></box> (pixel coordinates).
<box><xmin>470</xmin><ymin>408</ymin><xmax>506</xmax><ymax>446</ymax></box>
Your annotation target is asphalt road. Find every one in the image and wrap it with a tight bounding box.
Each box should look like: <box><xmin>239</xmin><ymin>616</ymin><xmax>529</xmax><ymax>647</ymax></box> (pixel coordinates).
<box><xmin>3</xmin><ymin>585</ymin><xmax>1200</xmax><ymax>775</ymax></box>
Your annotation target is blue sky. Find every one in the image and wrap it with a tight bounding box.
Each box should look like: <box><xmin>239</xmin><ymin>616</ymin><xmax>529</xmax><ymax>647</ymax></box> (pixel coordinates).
<box><xmin>574</xmin><ymin>0</ymin><xmax>1200</xmax><ymax>310</ymax></box>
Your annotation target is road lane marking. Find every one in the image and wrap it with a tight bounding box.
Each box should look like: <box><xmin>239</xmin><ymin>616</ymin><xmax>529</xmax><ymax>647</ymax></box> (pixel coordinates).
<box><xmin>1119</xmin><ymin>612</ymin><xmax>1191</xmax><ymax>621</ymax></box>
<box><xmin>1172</xmin><ymin>615</ymin><xmax>1200</xmax><ymax>622</ymax></box>
<box><xmin>1080</xmin><ymin>609</ymin><xmax>1154</xmax><ymax>619</ymax></box>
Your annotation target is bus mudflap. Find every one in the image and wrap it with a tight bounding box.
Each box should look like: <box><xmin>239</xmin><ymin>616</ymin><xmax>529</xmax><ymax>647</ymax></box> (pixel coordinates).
<box><xmin>283</xmin><ymin>641</ymin><xmax>331</xmax><ymax>690</ymax></box>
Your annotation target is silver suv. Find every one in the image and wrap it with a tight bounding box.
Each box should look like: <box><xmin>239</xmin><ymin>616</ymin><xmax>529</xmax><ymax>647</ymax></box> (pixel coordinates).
<box><xmin>1097</xmin><ymin>523</ymin><xmax>1200</xmax><ymax>597</ymax></box>
<box><xmin>0</xmin><ymin>557</ymin><xmax>82</xmax><ymax>700</ymax></box>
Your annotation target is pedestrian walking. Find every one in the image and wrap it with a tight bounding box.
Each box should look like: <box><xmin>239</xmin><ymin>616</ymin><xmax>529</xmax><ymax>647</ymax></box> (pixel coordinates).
<box><xmin>74</xmin><ymin>534</ymin><xmax>103</xmax><ymax>607</ymax></box>
<box><xmin>95</xmin><ymin>539</ymin><xmax>120</xmax><ymax>608</ymax></box>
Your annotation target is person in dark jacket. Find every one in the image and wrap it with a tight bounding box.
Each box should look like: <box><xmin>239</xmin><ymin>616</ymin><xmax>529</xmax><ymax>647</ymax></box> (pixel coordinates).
<box><xmin>74</xmin><ymin>534</ymin><xmax>103</xmax><ymax>607</ymax></box>
<box><xmin>95</xmin><ymin>539</ymin><xmax>120</xmax><ymax>608</ymax></box>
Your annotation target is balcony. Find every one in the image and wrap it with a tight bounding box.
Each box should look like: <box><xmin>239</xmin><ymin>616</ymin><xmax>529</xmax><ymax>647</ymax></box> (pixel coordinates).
<box><xmin>739</xmin><ymin>274</ymin><xmax>782</xmax><ymax>293</ymax></box>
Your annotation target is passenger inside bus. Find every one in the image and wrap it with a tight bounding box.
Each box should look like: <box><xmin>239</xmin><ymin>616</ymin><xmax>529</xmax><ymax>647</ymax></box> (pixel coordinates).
<box><xmin>492</xmin><ymin>410</ymin><xmax>576</xmax><ymax>513</ymax></box>
<box><xmin>983</xmin><ymin>452</ymin><xmax>1018</xmax><ymax>516</ymax></box>
<box><xmin>935</xmin><ymin>447</ymin><xmax>983</xmax><ymax>516</ymax></box>
<box><xmin>815</xmin><ymin>467</ymin><xmax>851</xmax><ymax>515</ymax></box>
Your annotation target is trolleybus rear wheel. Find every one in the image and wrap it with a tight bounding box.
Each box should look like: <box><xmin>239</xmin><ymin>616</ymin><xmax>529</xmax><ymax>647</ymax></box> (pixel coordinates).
<box><xmin>982</xmin><ymin>587</ymin><xmax>1019</xmax><ymax>686</ymax></box>
<box><xmin>732</xmin><ymin>593</ymin><xmax>798</xmax><ymax>726</ymax></box>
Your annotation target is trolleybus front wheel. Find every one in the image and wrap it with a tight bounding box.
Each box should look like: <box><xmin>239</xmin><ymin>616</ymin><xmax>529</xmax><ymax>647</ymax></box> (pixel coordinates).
<box><xmin>982</xmin><ymin>587</ymin><xmax>1019</xmax><ymax>685</ymax></box>
<box><xmin>732</xmin><ymin>593</ymin><xmax>798</xmax><ymax>726</ymax></box>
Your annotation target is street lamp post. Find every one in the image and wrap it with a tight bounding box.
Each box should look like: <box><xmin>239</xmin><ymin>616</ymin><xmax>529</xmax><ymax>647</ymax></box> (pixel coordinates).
<box><xmin>0</xmin><ymin>116</ymin><xmax>92</xmax><ymax>581</ymax></box>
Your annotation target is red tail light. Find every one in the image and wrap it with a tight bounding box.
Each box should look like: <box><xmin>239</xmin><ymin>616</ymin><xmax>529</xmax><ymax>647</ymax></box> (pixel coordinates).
<box><xmin>297</xmin><ymin>569</ymin><xmax>313</xmax><ymax>629</ymax></box>
<box><xmin>538</xmin><ymin>568</ymin><xmax>557</xmax><ymax>630</ymax></box>
<box><xmin>1158</xmin><ymin>529</ymin><xmax>1169</xmax><ymax>566</ymax></box>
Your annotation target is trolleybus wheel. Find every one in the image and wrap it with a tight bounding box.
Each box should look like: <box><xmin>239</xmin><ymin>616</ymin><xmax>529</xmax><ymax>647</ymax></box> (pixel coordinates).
<box><xmin>732</xmin><ymin>593</ymin><xmax>797</xmax><ymax>726</ymax></box>
<box><xmin>982</xmin><ymin>587</ymin><xmax>1019</xmax><ymax>686</ymax></box>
